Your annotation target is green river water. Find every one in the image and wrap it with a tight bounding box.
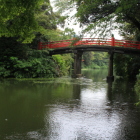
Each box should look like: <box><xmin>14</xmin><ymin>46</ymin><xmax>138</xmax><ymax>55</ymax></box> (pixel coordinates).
<box><xmin>0</xmin><ymin>69</ymin><xmax>140</xmax><ymax>140</ymax></box>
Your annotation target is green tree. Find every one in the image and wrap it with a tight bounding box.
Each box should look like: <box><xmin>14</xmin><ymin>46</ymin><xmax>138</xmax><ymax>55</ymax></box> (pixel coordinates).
<box><xmin>114</xmin><ymin>54</ymin><xmax>140</xmax><ymax>79</ymax></box>
<box><xmin>0</xmin><ymin>0</ymin><xmax>64</xmax><ymax>43</ymax></box>
<box><xmin>55</xmin><ymin>0</ymin><xmax>140</xmax><ymax>36</ymax></box>
<box><xmin>82</xmin><ymin>51</ymin><xmax>108</xmax><ymax>69</ymax></box>
<box><xmin>0</xmin><ymin>0</ymin><xmax>46</xmax><ymax>42</ymax></box>
<box><xmin>59</xmin><ymin>28</ymin><xmax>76</xmax><ymax>40</ymax></box>
<box><xmin>76</xmin><ymin>0</ymin><xmax>140</xmax><ymax>35</ymax></box>
<box><xmin>53</xmin><ymin>54</ymin><xmax>73</xmax><ymax>76</ymax></box>
<box><xmin>113</xmin><ymin>20</ymin><xmax>140</xmax><ymax>80</ymax></box>
<box><xmin>30</xmin><ymin>2</ymin><xmax>64</xmax><ymax>48</ymax></box>
<box><xmin>83</xmin><ymin>52</ymin><xmax>92</xmax><ymax>66</ymax></box>
<box><xmin>134</xmin><ymin>73</ymin><xmax>140</xmax><ymax>105</ymax></box>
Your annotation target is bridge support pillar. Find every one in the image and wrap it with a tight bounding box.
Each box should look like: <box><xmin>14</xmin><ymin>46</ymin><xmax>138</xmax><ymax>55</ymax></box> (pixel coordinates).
<box><xmin>107</xmin><ymin>51</ymin><xmax>114</xmax><ymax>82</ymax></box>
<box><xmin>73</xmin><ymin>51</ymin><xmax>83</xmax><ymax>78</ymax></box>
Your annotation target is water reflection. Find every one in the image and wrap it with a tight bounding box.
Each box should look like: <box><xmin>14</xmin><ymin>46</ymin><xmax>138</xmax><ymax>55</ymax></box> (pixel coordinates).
<box><xmin>0</xmin><ymin>70</ymin><xmax>140</xmax><ymax>140</ymax></box>
<box><xmin>73</xmin><ymin>84</ymin><xmax>81</xmax><ymax>99</ymax></box>
<box><xmin>45</xmin><ymin>79</ymin><xmax>118</xmax><ymax>140</ymax></box>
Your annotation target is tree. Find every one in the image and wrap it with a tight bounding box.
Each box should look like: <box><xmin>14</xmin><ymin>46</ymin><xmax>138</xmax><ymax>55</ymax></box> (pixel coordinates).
<box><xmin>114</xmin><ymin>53</ymin><xmax>140</xmax><ymax>79</ymax></box>
<box><xmin>77</xmin><ymin>0</ymin><xmax>140</xmax><ymax>34</ymax></box>
<box><xmin>113</xmin><ymin>18</ymin><xmax>140</xmax><ymax>80</ymax></box>
<box><xmin>30</xmin><ymin>2</ymin><xmax>65</xmax><ymax>48</ymax></box>
<box><xmin>82</xmin><ymin>51</ymin><xmax>108</xmax><ymax>69</ymax></box>
<box><xmin>54</xmin><ymin>0</ymin><xmax>140</xmax><ymax>36</ymax></box>
<box><xmin>0</xmin><ymin>0</ymin><xmax>53</xmax><ymax>42</ymax></box>
<box><xmin>82</xmin><ymin>52</ymin><xmax>92</xmax><ymax>66</ymax></box>
<box><xmin>59</xmin><ymin>28</ymin><xmax>76</xmax><ymax>40</ymax></box>
<box><xmin>0</xmin><ymin>0</ymin><xmax>66</xmax><ymax>44</ymax></box>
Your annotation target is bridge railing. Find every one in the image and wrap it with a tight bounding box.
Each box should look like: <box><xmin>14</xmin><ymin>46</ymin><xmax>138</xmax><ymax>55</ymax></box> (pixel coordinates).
<box><xmin>38</xmin><ymin>39</ymin><xmax>73</xmax><ymax>50</ymax></box>
<box><xmin>38</xmin><ymin>38</ymin><xmax>140</xmax><ymax>50</ymax></box>
<box><xmin>114</xmin><ymin>39</ymin><xmax>140</xmax><ymax>49</ymax></box>
<box><xmin>76</xmin><ymin>38</ymin><xmax>112</xmax><ymax>46</ymax></box>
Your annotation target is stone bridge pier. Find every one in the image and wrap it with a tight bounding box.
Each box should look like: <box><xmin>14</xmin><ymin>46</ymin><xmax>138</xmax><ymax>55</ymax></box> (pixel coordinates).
<box><xmin>73</xmin><ymin>51</ymin><xmax>83</xmax><ymax>78</ymax></box>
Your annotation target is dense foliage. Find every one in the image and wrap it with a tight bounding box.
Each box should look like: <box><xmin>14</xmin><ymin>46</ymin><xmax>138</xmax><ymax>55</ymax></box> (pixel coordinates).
<box><xmin>72</xmin><ymin>0</ymin><xmax>140</xmax><ymax>36</ymax></box>
<box><xmin>0</xmin><ymin>36</ymin><xmax>75</xmax><ymax>78</ymax></box>
<box><xmin>82</xmin><ymin>52</ymin><xmax>108</xmax><ymax>69</ymax></box>
<box><xmin>54</xmin><ymin>0</ymin><xmax>140</xmax><ymax>37</ymax></box>
<box><xmin>114</xmin><ymin>54</ymin><xmax>140</xmax><ymax>79</ymax></box>
<box><xmin>53</xmin><ymin>54</ymin><xmax>73</xmax><ymax>76</ymax></box>
<box><xmin>0</xmin><ymin>0</ymin><xmax>66</xmax><ymax>43</ymax></box>
<box><xmin>134</xmin><ymin>74</ymin><xmax>140</xmax><ymax>105</ymax></box>
<box><xmin>0</xmin><ymin>0</ymin><xmax>73</xmax><ymax>78</ymax></box>
<box><xmin>31</xmin><ymin>2</ymin><xmax>66</xmax><ymax>45</ymax></box>
<box><xmin>0</xmin><ymin>37</ymin><xmax>57</xmax><ymax>78</ymax></box>
<box><xmin>0</xmin><ymin>0</ymin><xmax>45</xmax><ymax>42</ymax></box>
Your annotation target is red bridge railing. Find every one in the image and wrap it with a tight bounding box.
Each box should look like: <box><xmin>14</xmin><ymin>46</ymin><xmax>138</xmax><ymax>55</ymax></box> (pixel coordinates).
<box><xmin>38</xmin><ymin>38</ymin><xmax>140</xmax><ymax>50</ymax></box>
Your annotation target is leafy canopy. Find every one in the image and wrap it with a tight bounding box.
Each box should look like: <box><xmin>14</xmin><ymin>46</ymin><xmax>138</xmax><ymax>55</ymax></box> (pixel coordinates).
<box><xmin>54</xmin><ymin>0</ymin><xmax>140</xmax><ymax>37</ymax></box>
<box><xmin>76</xmin><ymin>0</ymin><xmax>140</xmax><ymax>36</ymax></box>
<box><xmin>0</xmin><ymin>0</ymin><xmax>50</xmax><ymax>42</ymax></box>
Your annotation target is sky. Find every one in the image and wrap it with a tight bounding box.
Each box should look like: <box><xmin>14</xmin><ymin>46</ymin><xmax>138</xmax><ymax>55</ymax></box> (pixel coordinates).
<box><xmin>50</xmin><ymin>0</ymin><xmax>122</xmax><ymax>39</ymax></box>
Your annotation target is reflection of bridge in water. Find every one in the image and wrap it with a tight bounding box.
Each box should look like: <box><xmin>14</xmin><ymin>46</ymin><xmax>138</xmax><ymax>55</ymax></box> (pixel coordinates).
<box><xmin>38</xmin><ymin>37</ymin><xmax>140</xmax><ymax>82</ymax></box>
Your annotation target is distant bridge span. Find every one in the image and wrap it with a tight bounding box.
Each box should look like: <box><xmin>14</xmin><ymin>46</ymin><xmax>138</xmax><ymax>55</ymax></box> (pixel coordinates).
<box><xmin>38</xmin><ymin>37</ymin><xmax>140</xmax><ymax>82</ymax></box>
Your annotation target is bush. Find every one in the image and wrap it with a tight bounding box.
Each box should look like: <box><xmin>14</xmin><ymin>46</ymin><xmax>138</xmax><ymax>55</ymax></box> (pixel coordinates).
<box><xmin>52</xmin><ymin>54</ymin><xmax>73</xmax><ymax>76</ymax></box>
<box><xmin>134</xmin><ymin>73</ymin><xmax>140</xmax><ymax>105</ymax></box>
<box><xmin>114</xmin><ymin>54</ymin><xmax>140</xmax><ymax>79</ymax></box>
<box><xmin>0</xmin><ymin>50</ymin><xmax>59</xmax><ymax>78</ymax></box>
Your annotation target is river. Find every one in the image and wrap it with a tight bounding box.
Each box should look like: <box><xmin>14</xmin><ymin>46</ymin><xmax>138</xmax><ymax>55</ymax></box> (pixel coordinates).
<box><xmin>0</xmin><ymin>69</ymin><xmax>140</xmax><ymax>140</ymax></box>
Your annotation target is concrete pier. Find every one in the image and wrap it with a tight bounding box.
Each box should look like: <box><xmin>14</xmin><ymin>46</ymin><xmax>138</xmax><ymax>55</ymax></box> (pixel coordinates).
<box><xmin>73</xmin><ymin>51</ymin><xmax>83</xmax><ymax>78</ymax></box>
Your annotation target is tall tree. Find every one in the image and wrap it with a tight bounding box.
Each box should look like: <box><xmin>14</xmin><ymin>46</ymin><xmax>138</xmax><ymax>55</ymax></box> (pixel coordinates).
<box><xmin>0</xmin><ymin>0</ymin><xmax>53</xmax><ymax>42</ymax></box>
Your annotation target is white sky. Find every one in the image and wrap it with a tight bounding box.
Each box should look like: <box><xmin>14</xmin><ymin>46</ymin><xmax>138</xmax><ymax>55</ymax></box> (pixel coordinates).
<box><xmin>50</xmin><ymin>0</ymin><xmax>122</xmax><ymax>39</ymax></box>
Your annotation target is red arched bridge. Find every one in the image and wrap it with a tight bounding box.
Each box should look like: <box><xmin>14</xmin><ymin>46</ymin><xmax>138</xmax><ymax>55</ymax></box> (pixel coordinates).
<box><xmin>38</xmin><ymin>37</ymin><xmax>140</xmax><ymax>53</ymax></box>
<box><xmin>38</xmin><ymin>37</ymin><xmax>140</xmax><ymax>82</ymax></box>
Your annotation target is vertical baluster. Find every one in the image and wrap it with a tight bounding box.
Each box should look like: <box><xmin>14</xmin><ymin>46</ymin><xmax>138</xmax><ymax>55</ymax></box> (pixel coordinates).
<box><xmin>111</xmin><ymin>34</ymin><xmax>115</xmax><ymax>46</ymax></box>
<box><xmin>38</xmin><ymin>42</ymin><xmax>42</xmax><ymax>50</ymax></box>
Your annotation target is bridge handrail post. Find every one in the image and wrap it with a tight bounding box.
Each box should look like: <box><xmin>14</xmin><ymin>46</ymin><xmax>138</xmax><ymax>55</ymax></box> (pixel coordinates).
<box><xmin>38</xmin><ymin>42</ymin><xmax>42</xmax><ymax>50</ymax></box>
<box><xmin>111</xmin><ymin>35</ymin><xmax>115</xmax><ymax>46</ymax></box>
<box><xmin>138</xmin><ymin>44</ymin><xmax>140</xmax><ymax>49</ymax></box>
